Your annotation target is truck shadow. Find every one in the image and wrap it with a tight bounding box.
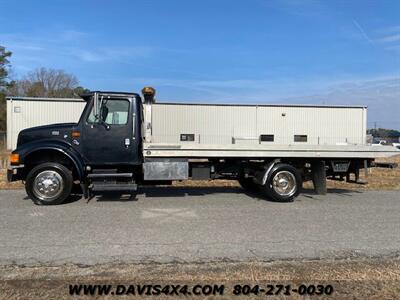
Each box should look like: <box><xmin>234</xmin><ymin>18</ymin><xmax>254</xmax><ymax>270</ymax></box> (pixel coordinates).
<box><xmin>23</xmin><ymin>194</ymin><xmax>84</xmax><ymax>205</ymax></box>
<box><xmin>140</xmin><ymin>186</ymin><xmax>246</xmax><ymax>197</ymax></box>
<box><xmin>62</xmin><ymin>186</ymin><xmax>363</xmax><ymax>204</ymax></box>
<box><xmin>301</xmin><ymin>188</ymin><xmax>362</xmax><ymax>198</ymax></box>
<box><xmin>139</xmin><ymin>186</ymin><xmax>361</xmax><ymax>201</ymax></box>
<box><xmin>88</xmin><ymin>186</ymin><xmax>264</xmax><ymax>202</ymax></box>
<box><xmin>95</xmin><ymin>192</ymin><xmax>139</xmax><ymax>202</ymax></box>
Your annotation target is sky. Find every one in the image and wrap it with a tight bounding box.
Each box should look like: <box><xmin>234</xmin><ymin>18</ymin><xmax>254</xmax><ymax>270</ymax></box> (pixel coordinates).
<box><xmin>1</xmin><ymin>0</ymin><xmax>399</xmax><ymax>129</ymax></box>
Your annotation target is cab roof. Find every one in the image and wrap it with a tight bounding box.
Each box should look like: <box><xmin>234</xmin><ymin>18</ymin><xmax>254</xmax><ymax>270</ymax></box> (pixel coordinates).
<box><xmin>80</xmin><ymin>91</ymin><xmax>141</xmax><ymax>101</ymax></box>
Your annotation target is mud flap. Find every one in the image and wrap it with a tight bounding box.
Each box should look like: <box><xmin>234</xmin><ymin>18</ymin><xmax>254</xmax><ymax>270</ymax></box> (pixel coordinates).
<box><xmin>312</xmin><ymin>160</ymin><xmax>327</xmax><ymax>195</ymax></box>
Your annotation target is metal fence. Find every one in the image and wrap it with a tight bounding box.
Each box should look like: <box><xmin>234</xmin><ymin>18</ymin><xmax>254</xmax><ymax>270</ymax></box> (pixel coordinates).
<box><xmin>0</xmin><ymin>131</ymin><xmax>8</xmax><ymax>168</ymax></box>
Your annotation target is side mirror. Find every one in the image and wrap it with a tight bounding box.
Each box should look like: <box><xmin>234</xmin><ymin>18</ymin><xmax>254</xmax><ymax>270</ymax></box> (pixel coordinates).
<box><xmin>92</xmin><ymin>94</ymin><xmax>110</xmax><ymax>130</ymax></box>
<box><xmin>101</xmin><ymin>106</ymin><xmax>109</xmax><ymax>122</ymax></box>
<box><xmin>100</xmin><ymin>103</ymin><xmax>110</xmax><ymax>130</ymax></box>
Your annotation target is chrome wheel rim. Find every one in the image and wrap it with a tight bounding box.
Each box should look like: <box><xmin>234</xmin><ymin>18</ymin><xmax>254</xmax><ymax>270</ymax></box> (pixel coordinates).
<box><xmin>33</xmin><ymin>170</ymin><xmax>64</xmax><ymax>201</ymax></box>
<box><xmin>272</xmin><ymin>171</ymin><xmax>297</xmax><ymax>197</ymax></box>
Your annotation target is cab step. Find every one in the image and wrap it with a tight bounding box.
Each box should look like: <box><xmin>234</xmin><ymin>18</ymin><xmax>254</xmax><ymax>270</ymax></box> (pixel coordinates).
<box><xmin>90</xmin><ymin>183</ymin><xmax>138</xmax><ymax>192</ymax></box>
<box><xmin>87</xmin><ymin>173</ymin><xmax>133</xmax><ymax>179</ymax></box>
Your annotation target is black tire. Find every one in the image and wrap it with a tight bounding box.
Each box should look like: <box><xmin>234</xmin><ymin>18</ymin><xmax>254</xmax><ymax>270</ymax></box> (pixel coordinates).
<box><xmin>238</xmin><ymin>176</ymin><xmax>259</xmax><ymax>192</ymax></box>
<box><xmin>25</xmin><ymin>163</ymin><xmax>73</xmax><ymax>205</ymax></box>
<box><xmin>261</xmin><ymin>164</ymin><xmax>302</xmax><ymax>202</ymax></box>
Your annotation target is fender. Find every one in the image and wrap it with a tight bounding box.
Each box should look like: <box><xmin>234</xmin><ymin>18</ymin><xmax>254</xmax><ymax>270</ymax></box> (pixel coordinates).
<box><xmin>261</xmin><ymin>160</ymin><xmax>282</xmax><ymax>185</ymax></box>
<box><xmin>14</xmin><ymin>139</ymin><xmax>85</xmax><ymax>180</ymax></box>
<box><xmin>253</xmin><ymin>159</ymin><xmax>281</xmax><ymax>186</ymax></box>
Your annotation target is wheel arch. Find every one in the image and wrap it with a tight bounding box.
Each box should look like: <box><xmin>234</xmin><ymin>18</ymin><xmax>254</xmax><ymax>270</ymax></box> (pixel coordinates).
<box><xmin>21</xmin><ymin>145</ymin><xmax>84</xmax><ymax>181</ymax></box>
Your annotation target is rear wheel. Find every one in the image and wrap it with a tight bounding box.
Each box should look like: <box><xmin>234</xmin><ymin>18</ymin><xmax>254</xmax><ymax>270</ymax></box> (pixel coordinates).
<box><xmin>261</xmin><ymin>164</ymin><xmax>301</xmax><ymax>202</ymax></box>
<box><xmin>25</xmin><ymin>163</ymin><xmax>73</xmax><ymax>205</ymax></box>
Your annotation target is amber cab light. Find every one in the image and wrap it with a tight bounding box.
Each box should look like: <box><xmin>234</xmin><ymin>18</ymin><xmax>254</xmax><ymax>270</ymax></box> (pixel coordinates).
<box><xmin>72</xmin><ymin>131</ymin><xmax>81</xmax><ymax>138</ymax></box>
<box><xmin>10</xmin><ymin>153</ymin><xmax>20</xmax><ymax>164</ymax></box>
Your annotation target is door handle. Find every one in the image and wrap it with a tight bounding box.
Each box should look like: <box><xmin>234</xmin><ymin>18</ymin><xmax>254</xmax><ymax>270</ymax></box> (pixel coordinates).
<box><xmin>125</xmin><ymin>138</ymin><xmax>131</xmax><ymax>148</ymax></box>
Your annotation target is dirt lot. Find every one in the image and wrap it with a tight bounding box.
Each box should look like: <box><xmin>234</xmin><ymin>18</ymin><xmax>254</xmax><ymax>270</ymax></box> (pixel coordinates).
<box><xmin>1</xmin><ymin>258</ymin><xmax>399</xmax><ymax>299</ymax></box>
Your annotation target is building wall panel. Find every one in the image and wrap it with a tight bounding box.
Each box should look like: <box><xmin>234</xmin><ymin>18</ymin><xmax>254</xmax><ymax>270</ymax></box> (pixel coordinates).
<box><xmin>7</xmin><ymin>98</ymin><xmax>85</xmax><ymax>149</ymax></box>
<box><xmin>151</xmin><ymin>103</ymin><xmax>366</xmax><ymax>146</ymax></box>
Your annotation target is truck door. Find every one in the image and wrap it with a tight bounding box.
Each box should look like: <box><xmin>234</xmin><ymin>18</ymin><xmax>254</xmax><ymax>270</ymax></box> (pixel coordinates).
<box><xmin>81</xmin><ymin>96</ymin><xmax>140</xmax><ymax>165</ymax></box>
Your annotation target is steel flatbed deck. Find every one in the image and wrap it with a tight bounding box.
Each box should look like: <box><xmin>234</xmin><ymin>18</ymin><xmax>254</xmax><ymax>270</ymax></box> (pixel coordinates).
<box><xmin>143</xmin><ymin>143</ymin><xmax>400</xmax><ymax>159</ymax></box>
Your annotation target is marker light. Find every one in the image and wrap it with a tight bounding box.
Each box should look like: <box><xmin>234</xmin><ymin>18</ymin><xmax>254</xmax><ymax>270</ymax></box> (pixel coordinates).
<box><xmin>141</xmin><ymin>86</ymin><xmax>156</xmax><ymax>96</ymax></box>
<box><xmin>10</xmin><ymin>153</ymin><xmax>20</xmax><ymax>164</ymax></box>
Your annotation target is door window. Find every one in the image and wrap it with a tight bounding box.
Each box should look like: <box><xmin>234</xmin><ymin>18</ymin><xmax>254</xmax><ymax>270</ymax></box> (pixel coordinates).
<box><xmin>87</xmin><ymin>99</ymin><xmax>129</xmax><ymax>125</ymax></box>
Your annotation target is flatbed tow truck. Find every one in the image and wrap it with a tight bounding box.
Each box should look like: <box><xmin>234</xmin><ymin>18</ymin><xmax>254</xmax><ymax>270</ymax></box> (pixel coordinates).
<box><xmin>8</xmin><ymin>87</ymin><xmax>399</xmax><ymax>205</ymax></box>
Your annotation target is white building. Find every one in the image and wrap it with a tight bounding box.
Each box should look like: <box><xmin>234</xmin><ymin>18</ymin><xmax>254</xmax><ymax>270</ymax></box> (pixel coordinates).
<box><xmin>150</xmin><ymin>102</ymin><xmax>367</xmax><ymax>146</ymax></box>
<box><xmin>6</xmin><ymin>97</ymin><xmax>85</xmax><ymax>150</ymax></box>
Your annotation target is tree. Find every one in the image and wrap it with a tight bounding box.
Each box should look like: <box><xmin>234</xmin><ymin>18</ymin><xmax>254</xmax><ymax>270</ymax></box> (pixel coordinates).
<box><xmin>0</xmin><ymin>46</ymin><xmax>12</xmax><ymax>90</ymax></box>
<box><xmin>0</xmin><ymin>46</ymin><xmax>12</xmax><ymax>132</ymax></box>
<box><xmin>8</xmin><ymin>67</ymin><xmax>88</xmax><ymax>98</ymax></box>
<box><xmin>367</xmin><ymin>128</ymin><xmax>400</xmax><ymax>138</ymax></box>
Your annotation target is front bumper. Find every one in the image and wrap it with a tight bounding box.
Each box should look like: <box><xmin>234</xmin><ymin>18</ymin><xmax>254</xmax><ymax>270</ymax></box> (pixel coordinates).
<box><xmin>7</xmin><ymin>165</ymin><xmax>24</xmax><ymax>182</ymax></box>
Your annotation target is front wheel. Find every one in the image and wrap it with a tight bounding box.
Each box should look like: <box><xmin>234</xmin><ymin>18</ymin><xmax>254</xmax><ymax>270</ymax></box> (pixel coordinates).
<box><xmin>25</xmin><ymin>163</ymin><xmax>73</xmax><ymax>205</ymax></box>
<box><xmin>261</xmin><ymin>164</ymin><xmax>302</xmax><ymax>202</ymax></box>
